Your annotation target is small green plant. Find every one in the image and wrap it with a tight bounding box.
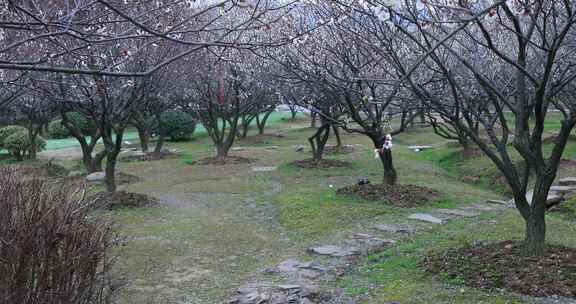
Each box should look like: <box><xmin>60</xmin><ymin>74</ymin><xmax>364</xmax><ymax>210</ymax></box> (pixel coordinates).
<box><xmin>3</xmin><ymin>131</ymin><xmax>46</xmax><ymax>160</ymax></box>
<box><xmin>0</xmin><ymin>125</ymin><xmax>27</xmax><ymax>148</ymax></box>
<box><xmin>48</xmin><ymin>119</ymin><xmax>70</xmax><ymax>139</ymax></box>
<box><xmin>64</xmin><ymin>112</ymin><xmax>98</xmax><ymax>136</ymax></box>
<box><xmin>148</xmin><ymin>110</ymin><xmax>196</xmax><ymax>141</ymax></box>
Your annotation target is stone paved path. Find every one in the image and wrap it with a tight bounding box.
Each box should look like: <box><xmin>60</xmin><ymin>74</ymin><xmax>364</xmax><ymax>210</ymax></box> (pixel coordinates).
<box><xmin>226</xmin><ymin>199</ymin><xmax>512</xmax><ymax>304</ymax></box>
<box><xmin>227</xmin><ymin>176</ymin><xmax>576</xmax><ymax>304</ymax></box>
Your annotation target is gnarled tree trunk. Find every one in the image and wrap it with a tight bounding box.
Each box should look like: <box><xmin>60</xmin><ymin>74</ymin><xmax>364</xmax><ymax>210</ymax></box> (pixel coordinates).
<box><xmin>308</xmin><ymin>123</ymin><xmax>331</xmax><ymax>161</ymax></box>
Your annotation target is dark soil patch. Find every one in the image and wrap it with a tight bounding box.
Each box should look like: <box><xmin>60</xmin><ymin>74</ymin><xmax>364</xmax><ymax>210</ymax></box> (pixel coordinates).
<box><xmin>560</xmin><ymin>159</ymin><xmax>576</xmax><ymax>168</ymax></box>
<box><xmin>90</xmin><ymin>191</ymin><xmax>158</xmax><ymax>209</ymax></box>
<box><xmin>543</xmin><ymin>134</ymin><xmax>576</xmax><ymax>144</ymax></box>
<box><xmin>336</xmin><ymin>184</ymin><xmax>440</xmax><ymax>207</ymax></box>
<box><xmin>192</xmin><ymin>156</ymin><xmax>256</xmax><ymax>166</ymax></box>
<box><xmin>462</xmin><ymin>148</ymin><xmax>483</xmax><ymax>158</ymax></box>
<box><xmin>551</xmin><ymin>197</ymin><xmax>576</xmax><ymax>220</ymax></box>
<box><xmin>289</xmin><ymin>158</ymin><xmax>352</xmax><ymax>169</ymax></box>
<box><xmin>239</xmin><ymin>133</ymin><xmax>285</xmax><ymax>145</ymax></box>
<box><xmin>11</xmin><ymin>162</ymin><xmax>69</xmax><ymax>179</ymax></box>
<box><xmin>122</xmin><ymin>151</ymin><xmax>180</xmax><ymax>162</ymax></box>
<box><xmin>324</xmin><ymin>145</ymin><xmax>356</xmax><ymax>155</ymax></box>
<box><xmin>423</xmin><ymin>240</ymin><xmax>576</xmax><ymax>298</ymax></box>
<box><xmin>117</xmin><ymin>172</ymin><xmax>141</xmax><ymax>184</ymax></box>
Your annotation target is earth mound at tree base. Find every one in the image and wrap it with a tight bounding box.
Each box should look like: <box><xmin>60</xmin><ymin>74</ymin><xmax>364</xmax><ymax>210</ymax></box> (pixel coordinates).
<box><xmin>91</xmin><ymin>191</ymin><xmax>159</xmax><ymax>209</ymax></box>
<box><xmin>193</xmin><ymin>156</ymin><xmax>256</xmax><ymax>166</ymax></box>
<box><xmin>337</xmin><ymin>184</ymin><xmax>440</xmax><ymax>207</ymax></box>
<box><xmin>423</xmin><ymin>240</ymin><xmax>576</xmax><ymax>298</ymax></box>
<box><xmin>289</xmin><ymin>158</ymin><xmax>352</xmax><ymax>169</ymax></box>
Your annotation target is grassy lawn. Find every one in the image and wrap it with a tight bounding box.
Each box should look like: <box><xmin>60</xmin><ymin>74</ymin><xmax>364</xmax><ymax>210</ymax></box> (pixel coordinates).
<box><xmin>4</xmin><ymin>113</ymin><xmax>574</xmax><ymax>303</ymax></box>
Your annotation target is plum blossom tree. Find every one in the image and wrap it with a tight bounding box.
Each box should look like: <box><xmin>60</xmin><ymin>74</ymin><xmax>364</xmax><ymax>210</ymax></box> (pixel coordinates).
<box><xmin>269</xmin><ymin>1</ymin><xmax>417</xmax><ymax>183</ymax></box>
<box><xmin>342</xmin><ymin>0</ymin><xmax>576</xmax><ymax>255</ymax></box>
<box><xmin>0</xmin><ymin>0</ymin><xmax>303</xmax><ymax>76</ymax></box>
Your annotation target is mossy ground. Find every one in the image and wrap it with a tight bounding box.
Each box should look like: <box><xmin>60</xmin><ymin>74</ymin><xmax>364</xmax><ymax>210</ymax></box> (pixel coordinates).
<box><xmin>4</xmin><ymin>113</ymin><xmax>574</xmax><ymax>303</ymax></box>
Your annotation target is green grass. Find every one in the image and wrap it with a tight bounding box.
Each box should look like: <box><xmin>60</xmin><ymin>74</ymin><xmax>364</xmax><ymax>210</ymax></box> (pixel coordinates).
<box><xmin>10</xmin><ymin>114</ymin><xmax>574</xmax><ymax>304</ymax></box>
<box><xmin>42</xmin><ymin>112</ymin><xmax>302</xmax><ymax>151</ymax></box>
<box><xmin>343</xmin><ymin>209</ymin><xmax>576</xmax><ymax>303</ymax></box>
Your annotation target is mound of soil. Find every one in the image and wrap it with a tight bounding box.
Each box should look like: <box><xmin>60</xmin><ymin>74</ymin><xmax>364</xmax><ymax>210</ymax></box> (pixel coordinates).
<box><xmin>551</xmin><ymin>197</ymin><xmax>576</xmax><ymax>220</ymax></box>
<box><xmin>290</xmin><ymin>158</ymin><xmax>352</xmax><ymax>169</ymax></box>
<box><xmin>423</xmin><ymin>241</ymin><xmax>576</xmax><ymax>298</ymax></box>
<box><xmin>560</xmin><ymin>159</ymin><xmax>576</xmax><ymax>168</ymax></box>
<box><xmin>91</xmin><ymin>191</ymin><xmax>158</xmax><ymax>209</ymax></box>
<box><xmin>336</xmin><ymin>184</ymin><xmax>440</xmax><ymax>207</ymax></box>
<box><xmin>324</xmin><ymin>145</ymin><xmax>356</xmax><ymax>155</ymax></box>
<box><xmin>12</xmin><ymin>162</ymin><xmax>69</xmax><ymax>179</ymax></box>
<box><xmin>461</xmin><ymin>148</ymin><xmax>483</xmax><ymax>158</ymax></box>
<box><xmin>117</xmin><ymin>172</ymin><xmax>141</xmax><ymax>184</ymax></box>
<box><xmin>193</xmin><ymin>156</ymin><xmax>255</xmax><ymax>166</ymax></box>
<box><xmin>239</xmin><ymin>134</ymin><xmax>285</xmax><ymax>145</ymax></box>
<box><xmin>543</xmin><ymin>134</ymin><xmax>576</xmax><ymax>144</ymax></box>
<box><xmin>122</xmin><ymin>151</ymin><xmax>180</xmax><ymax>162</ymax></box>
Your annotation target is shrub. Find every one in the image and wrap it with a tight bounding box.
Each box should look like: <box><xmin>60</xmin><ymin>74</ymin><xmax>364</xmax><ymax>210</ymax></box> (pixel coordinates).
<box><xmin>48</xmin><ymin>119</ymin><xmax>70</xmax><ymax>139</ymax></box>
<box><xmin>64</xmin><ymin>112</ymin><xmax>98</xmax><ymax>137</ymax></box>
<box><xmin>149</xmin><ymin>110</ymin><xmax>196</xmax><ymax>141</ymax></box>
<box><xmin>0</xmin><ymin>125</ymin><xmax>27</xmax><ymax>148</ymax></box>
<box><xmin>0</xmin><ymin>167</ymin><xmax>117</xmax><ymax>303</ymax></box>
<box><xmin>4</xmin><ymin>132</ymin><xmax>46</xmax><ymax>160</ymax></box>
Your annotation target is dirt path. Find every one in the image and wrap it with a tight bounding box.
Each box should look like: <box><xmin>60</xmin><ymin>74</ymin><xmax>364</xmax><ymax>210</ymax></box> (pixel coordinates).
<box><xmin>112</xmin><ymin>158</ymin><xmax>297</xmax><ymax>304</ymax></box>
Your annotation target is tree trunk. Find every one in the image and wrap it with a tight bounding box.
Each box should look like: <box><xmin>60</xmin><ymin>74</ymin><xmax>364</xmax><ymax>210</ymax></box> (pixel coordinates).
<box><xmin>308</xmin><ymin>124</ymin><xmax>330</xmax><ymax>161</ymax></box>
<box><xmin>104</xmin><ymin>152</ymin><xmax>118</xmax><ymax>192</ymax></box>
<box><xmin>28</xmin><ymin>124</ymin><xmax>38</xmax><ymax>161</ymax></box>
<box><xmin>241</xmin><ymin>118</ymin><xmax>250</xmax><ymax>138</ymax></box>
<box><xmin>13</xmin><ymin>151</ymin><xmax>22</xmax><ymax>161</ymax></box>
<box><xmin>310</xmin><ymin>112</ymin><xmax>317</xmax><ymax>128</ymax></box>
<box><xmin>256</xmin><ymin>112</ymin><xmax>272</xmax><ymax>135</ymax></box>
<box><xmin>522</xmin><ymin>178</ymin><xmax>553</xmax><ymax>256</ymax></box>
<box><xmin>102</xmin><ymin>126</ymin><xmax>124</xmax><ymax>193</ymax></box>
<box><xmin>154</xmin><ymin>134</ymin><xmax>165</xmax><ymax>153</ymax></box>
<box><xmin>332</xmin><ymin>124</ymin><xmax>342</xmax><ymax>147</ymax></box>
<box><xmin>92</xmin><ymin>150</ymin><xmax>106</xmax><ymax>172</ymax></box>
<box><xmin>379</xmin><ymin>148</ymin><xmax>397</xmax><ymax>185</ymax></box>
<box><xmin>524</xmin><ymin>210</ymin><xmax>546</xmax><ymax>256</ymax></box>
<box><xmin>137</xmin><ymin>128</ymin><xmax>149</xmax><ymax>152</ymax></box>
<box><xmin>216</xmin><ymin>144</ymin><xmax>229</xmax><ymax>158</ymax></box>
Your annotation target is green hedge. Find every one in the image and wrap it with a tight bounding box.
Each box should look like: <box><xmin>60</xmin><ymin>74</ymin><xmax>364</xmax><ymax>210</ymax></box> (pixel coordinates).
<box><xmin>0</xmin><ymin>125</ymin><xmax>27</xmax><ymax>148</ymax></box>
<box><xmin>148</xmin><ymin>110</ymin><xmax>196</xmax><ymax>141</ymax></box>
<box><xmin>63</xmin><ymin>112</ymin><xmax>97</xmax><ymax>137</ymax></box>
<box><xmin>48</xmin><ymin>120</ymin><xmax>71</xmax><ymax>139</ymax></box>
<box><xmin>4</xmin><ymin>131</ymin><xmax>46</xmax><ymax>159</ymax></box>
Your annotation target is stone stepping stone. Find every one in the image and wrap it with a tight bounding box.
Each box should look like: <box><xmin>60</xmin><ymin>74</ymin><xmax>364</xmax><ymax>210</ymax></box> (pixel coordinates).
<box><xmin>85</xmin><ymin>171</ymin><xmax>105</xmax><ymax>182</ymax></box>
<box><xmin>232</xmin><ymin>282</ymin><xmax>319</xmax><ymax>304</ymax></box>
<box><xmin>550</xmin><ymin>185</ymin><xmax>576</xmax><ymax>194</ymax></box>
<box><xmin>408</xmin><ymin>145</ymin><xmax>433</xmax><ymax>152</ymax></box>
<box><xmin>408</xmin><ymin>213</ymin><xmax>445</xmax><ymax>224</ymax></box>
<box><xmin>269</xmin><ymin>259</ymin><xmax>326</xmax><ymax>279</ymax></box>
<box><xmin>374</xmin><ymin>224</ymin><xmax>416</xmax><ymax>234</ymax></box>
<box><xmin>436</xmin><ymin>209</ymin><xmax>480</xmax><ymax>217</ymax></box>
<box><xmin>464</xmin><ymin>203</ymin><xmax>500</xmax><ymax>211</ymax></box>
<box><xmin>307</xmin><ymin>245</ymin><xmax>360</xmax><ymax>257</ymax></box>
<box><xmin>512</xmin><ymin>191</ymin><xmax>566</xmax><ymax>206</ymax></box>
<box><xmin>252</xmin><ymin>166</ymin><xmax>278</xmax><ymax>172</ymax></box>
<box><xmin>352</xmin><ymin>233</ymin><xmax>396</xmax><ymax>248</ymax></box>
<box><xmin>559</xmin><ymin>177</ymin><xmax>576</xmax><ymax>186</ymax></box>
<box><xmin>486</xmin><ymin>199</ymin><xmax>509</xmax><ymax>206</ymax></box>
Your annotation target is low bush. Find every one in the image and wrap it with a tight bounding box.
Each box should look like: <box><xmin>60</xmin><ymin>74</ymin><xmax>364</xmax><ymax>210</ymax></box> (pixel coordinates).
<box><xmin>4</xmin><ymin>132</ymin><xmax>46</xmax><ymax>160</ymax></box>
<box><xmin>64</xmin><ymin>112</ymin><xmax>98</xmax><ymax>137</ymax></box>
<box><xmin>48</xmin><ymin>119</ymin><xmax>70</xmax><ymax>139</ymax></box>
<box><xmin>149</xmin><ymin>110</ymin><xmax>196</xmax><ymax>141</ymax></box>
<box><xmin>0</xmin><ymin>167</ymin><xmax>117</xmax><ymax>304</ymax></box>
<box><xmin>0</xmin><ymin>125</ymin><xmax>27</xmax><ymax>148</ymax></box>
